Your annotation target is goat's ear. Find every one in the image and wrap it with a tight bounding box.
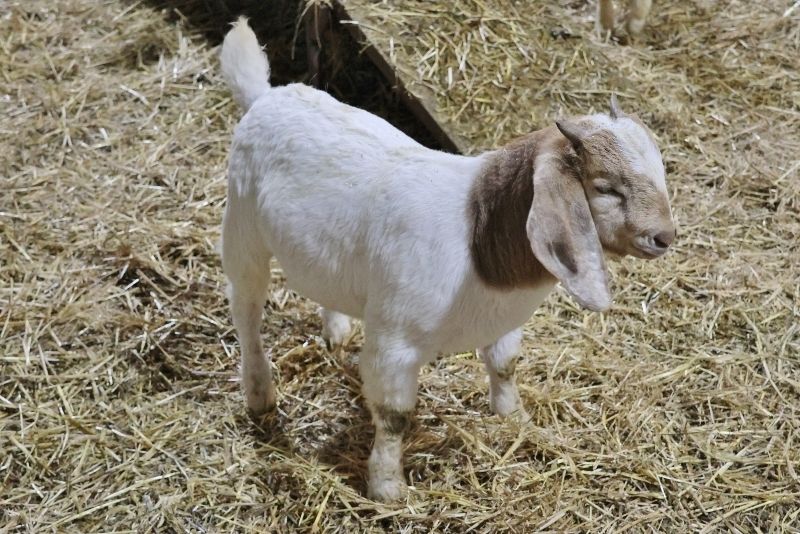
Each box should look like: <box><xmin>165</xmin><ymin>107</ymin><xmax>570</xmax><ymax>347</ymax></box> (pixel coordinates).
<box><xmin>609</xmin><ymin>93</ymin><xmax>623</xmax><ymax>119</ymax></box>
<box><xmin>526</xmin><ymin>157</ymin><xmax>611</xmax><ymax>311</ymax></box>
<box><xmin>555</xmin><ymin>119</ymin><xmax>587</xmax><ymax>152</ymax></box>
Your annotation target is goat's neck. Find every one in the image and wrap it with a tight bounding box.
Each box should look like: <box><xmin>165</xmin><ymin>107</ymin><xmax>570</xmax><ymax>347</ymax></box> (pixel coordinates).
<box><xmin>468</xmin><ymin>129</ymin><xmax>566</xmax><ymax>289</ymax></box>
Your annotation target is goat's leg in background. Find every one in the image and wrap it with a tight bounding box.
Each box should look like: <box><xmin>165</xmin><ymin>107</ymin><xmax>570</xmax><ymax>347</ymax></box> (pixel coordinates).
<box><xmin>597</xmin><ymin>0</ymin><xmax>652</xmax><ymax>36</ymax></box>
<box><xmin>320</xmin><ymin>307</ymin><xmax>352</xmax><ymax>349</ymax></box>
<box><xmin>479</xmin><ymin>328</ymin><xmax>530</xmax><ymax>421</ymax></box>
<box><xmin>360</xmin><ymin>335</ymin><xmax>423</xmax><ymax>502</ymax></box>
<box><xmin>598</xmin><ymin>0</ymin><xmax>616</xmax><ymax>33</ymax></box>
<box><xmin>627</xmin><ymin>0</ymin><xmax>652</xmax><ymax>35</ymax></box>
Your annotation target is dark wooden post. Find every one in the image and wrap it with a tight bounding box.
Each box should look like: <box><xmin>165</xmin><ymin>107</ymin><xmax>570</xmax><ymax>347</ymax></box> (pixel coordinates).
<box><xmin>305</xmin><ymin>3</ymin><xmax>332</xmax><ymax>89</ymax></box>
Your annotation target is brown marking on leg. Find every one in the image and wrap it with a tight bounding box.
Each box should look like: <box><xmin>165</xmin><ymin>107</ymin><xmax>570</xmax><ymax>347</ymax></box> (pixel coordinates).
<box><xmin>494</xmin><ymin>357</ymin><xmax>518</xmax><ymax>381</ymax></box>
<box><xmin>376</xmin><ymin>406</ymin><xmax>412</xmax><ymax>436</ymax></box>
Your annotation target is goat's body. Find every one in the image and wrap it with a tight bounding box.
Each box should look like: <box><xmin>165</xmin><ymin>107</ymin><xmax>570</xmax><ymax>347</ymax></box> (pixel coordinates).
<box><xmin>224</xmin><ymin>82</ymin><xmax>554</xmax><ymax>357</ymax></box>
<box><xmin>219</xmin><ymin>18</ymin><xmax>673</xmax><ymax>502</ymax></box>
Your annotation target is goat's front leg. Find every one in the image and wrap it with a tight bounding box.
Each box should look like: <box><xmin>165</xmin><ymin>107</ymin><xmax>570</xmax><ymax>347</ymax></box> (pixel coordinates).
<box><xmin>479</xmin><ymin>328</ymin><xmax>529</xmax><ymax>420</ymax></box>
<box><xmin>360</xmin><ymin>337</ymin><xmax>421</xmax><ymax>502</ymax></box>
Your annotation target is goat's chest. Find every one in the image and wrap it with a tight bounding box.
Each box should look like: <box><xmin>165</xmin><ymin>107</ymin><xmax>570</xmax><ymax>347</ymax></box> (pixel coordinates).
<box><xmin>428</xmin><ymin>281</ymin><xmax>557</xmax><ymax>354</ymax></box>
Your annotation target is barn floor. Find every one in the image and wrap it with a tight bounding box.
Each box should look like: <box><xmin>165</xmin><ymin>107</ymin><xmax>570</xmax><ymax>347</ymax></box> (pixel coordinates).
<box><xmin>2</xmin><ymin>0</ymin><xmax>799</xmax><ymax>532</ymax></box>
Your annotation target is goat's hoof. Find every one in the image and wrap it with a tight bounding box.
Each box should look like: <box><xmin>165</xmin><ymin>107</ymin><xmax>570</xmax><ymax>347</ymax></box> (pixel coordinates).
<box><xmin>507</xmin><ymin>407</ymin><xmax>532</xmax><ymax>424</ymax></box>
<box><xmin>489</xmin><ymin>384</ymin><xmax>524</xmax><ymax>416</ymax></box>
<box><xmin>492</xmin><ymin>402</ymin><xmax>531</xmax><ymax>422</ymax></box>
<box><xmin>321</xmin><ymin>312</ymin><xmax>352</xmax><ymax>349</ymax></box>
<box><xmin>491</xmin><ymin>395</ymin><xmax>531</xmax><ymax>423</ymax></box>
<box><xmin>245</xmin><ymin>384</ymin><xmax>276</xmax><ymax>418</ymax></box>
<box><xmin>323</xmin><ymin>331</ymin><xmax>349</xmax><ymax>351</ymax></box>
<box><xmin>368</xmin><ymin>477</ymin><xmax>407</xmax><ymax>502</ymax></box>
<box><xmin>626</xmin><ymin>19</ymin><xmax>646</xmax><ymax>36</ymax></box>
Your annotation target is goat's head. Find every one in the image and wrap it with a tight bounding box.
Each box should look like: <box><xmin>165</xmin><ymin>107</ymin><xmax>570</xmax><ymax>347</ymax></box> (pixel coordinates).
<box><xmin>527</xmin><ymin>96</ymin><xmax>675</xmax><ymax>311</ymax></box>
<box><xmin>556</xmin><ymin>96</ymin><xmax>675</xmax><ymax>259</ymax></box>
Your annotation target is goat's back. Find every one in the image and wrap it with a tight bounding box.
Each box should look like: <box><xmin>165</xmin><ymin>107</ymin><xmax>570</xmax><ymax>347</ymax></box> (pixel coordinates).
<box><xmin>224</xmin><ymin>83</ymin><xmax>486</xmax><ymax>322</ymax></box>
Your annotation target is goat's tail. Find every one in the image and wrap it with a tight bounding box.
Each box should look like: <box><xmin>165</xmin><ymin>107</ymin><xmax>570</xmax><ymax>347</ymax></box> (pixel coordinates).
<box><xmin>220</xmin><ymin>17</ymin><xmax>270</xmax><ymax>111</ymax></box>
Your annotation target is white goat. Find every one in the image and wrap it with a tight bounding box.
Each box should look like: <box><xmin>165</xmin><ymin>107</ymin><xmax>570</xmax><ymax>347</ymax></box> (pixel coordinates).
<box><xmin>219</xmin><ymin>18</ymin><xmax>675</xmax><ymax>501</ymax></box>
<box><xmin>598</xmin><ymin>0</ymin><xmax>653</xmax><ymax>35</ymax></box>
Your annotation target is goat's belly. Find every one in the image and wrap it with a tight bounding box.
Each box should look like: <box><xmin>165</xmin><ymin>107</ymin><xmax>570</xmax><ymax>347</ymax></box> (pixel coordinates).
<box><xmin>260</xmin><ymin>194</ymin><xmax>371</xmax><ymax>318</ymax></box>
<box><xmin>273</xmin><ymin>252</ymin><xmax>367</xmax><ymax>319</ymax></box>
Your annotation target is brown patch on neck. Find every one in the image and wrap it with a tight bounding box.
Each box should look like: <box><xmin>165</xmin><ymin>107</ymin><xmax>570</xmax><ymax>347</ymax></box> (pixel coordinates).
<box><xmin>469</xmin><ymin>130</ymin><xmax>566</xmax><ymax>289</ymax></box>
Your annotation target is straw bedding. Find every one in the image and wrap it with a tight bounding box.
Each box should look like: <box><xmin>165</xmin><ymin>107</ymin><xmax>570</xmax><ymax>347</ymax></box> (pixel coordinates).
<box><xmin>1</xmin><ymin>0</ymin><xmax>798</xmax><ymax>531</ymax></box>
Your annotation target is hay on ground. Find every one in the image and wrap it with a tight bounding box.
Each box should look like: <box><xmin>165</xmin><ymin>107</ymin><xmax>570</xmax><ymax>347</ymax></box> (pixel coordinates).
<box><xmin>1</xmin><ymin>0</ymin><xmax>798</xmax><ymax>531</ymax></box>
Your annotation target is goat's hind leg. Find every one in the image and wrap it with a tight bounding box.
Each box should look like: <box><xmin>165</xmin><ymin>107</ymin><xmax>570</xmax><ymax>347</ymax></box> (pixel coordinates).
<box><xmin>223</xmin><ymin>215</ymin><xmax>275</xmax><ymax>417</ymax></box>
<box><xmin>231</xmin><ymin>276</ymin><xmax>275</xmax><ymax>416</ymax></box>
<box><xmin>229</xmin><ymin>269</ymin><xmax>275</xmax><ymax>416</ymax></box>
<box><xmin>320</xmin><ymin>307</ymin><xmax>352</xmax><ymax>349</ymax></box>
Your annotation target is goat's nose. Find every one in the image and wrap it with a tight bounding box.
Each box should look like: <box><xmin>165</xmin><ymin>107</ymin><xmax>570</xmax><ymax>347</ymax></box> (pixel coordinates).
<box><xmin>653</xmin><ymin>228</ymin><xmax>676</xmax><ymax>249</ymax></box>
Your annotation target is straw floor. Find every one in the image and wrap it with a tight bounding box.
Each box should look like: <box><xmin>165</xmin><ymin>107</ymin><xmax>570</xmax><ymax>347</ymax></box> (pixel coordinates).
<box><xmin>1</xmin><ymin>0</ymin><xmax>799</xmax><ymax>531</ymax></box>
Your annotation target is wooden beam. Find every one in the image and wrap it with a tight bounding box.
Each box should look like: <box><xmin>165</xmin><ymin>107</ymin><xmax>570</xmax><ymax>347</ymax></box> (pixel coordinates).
<box><xmin>313</xmin><ymin>1</ymin><xmax>466</xmax><ymax>153</ymax></box>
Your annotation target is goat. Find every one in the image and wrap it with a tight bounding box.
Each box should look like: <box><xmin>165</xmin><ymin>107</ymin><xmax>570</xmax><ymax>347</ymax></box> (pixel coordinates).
<box><xmin>219</xmin><ymin>18</ymin><xmax>675</xmax><ymax>501</ymax></box>
<box><xmin>598</xmin><ymin>0</ymin><xmax>653</xmax><ymax>36</ymax></box>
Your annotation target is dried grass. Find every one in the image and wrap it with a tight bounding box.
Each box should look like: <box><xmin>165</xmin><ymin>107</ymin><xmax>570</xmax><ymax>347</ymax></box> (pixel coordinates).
<box><xmin>1</xmin><ymin>0</ymin><xmax>799</xmax><ymax>532</ymax></box>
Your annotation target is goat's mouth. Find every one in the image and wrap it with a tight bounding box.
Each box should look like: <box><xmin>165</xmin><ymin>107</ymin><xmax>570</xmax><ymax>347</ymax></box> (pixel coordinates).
<box><xmin>632</xmin><ymin>247</ymin><xmax>661</xmax><ymax>259</ymax></box>
<box><xmin>600</xmin><ymin>238</ymin><xmax>629</xmax><ymax>258</ymax></box>
<box><xmin>632</xmin><ymin>236</ymin><xmax>669</xmax><ymax>259</ymax></box>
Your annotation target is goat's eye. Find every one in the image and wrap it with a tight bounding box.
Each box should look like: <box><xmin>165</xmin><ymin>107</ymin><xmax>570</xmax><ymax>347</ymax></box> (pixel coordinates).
<box><xmin>593</xmin><ymin>182</ymin><xmax>623</xmax><ymax>198</ymax></box>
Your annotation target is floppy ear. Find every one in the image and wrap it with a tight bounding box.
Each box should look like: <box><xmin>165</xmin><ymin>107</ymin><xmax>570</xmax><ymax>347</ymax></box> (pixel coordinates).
<box><xmin>526</xmin><ymin>156</ymin><xmax>611</xmax><ymax>311</ymax></box>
